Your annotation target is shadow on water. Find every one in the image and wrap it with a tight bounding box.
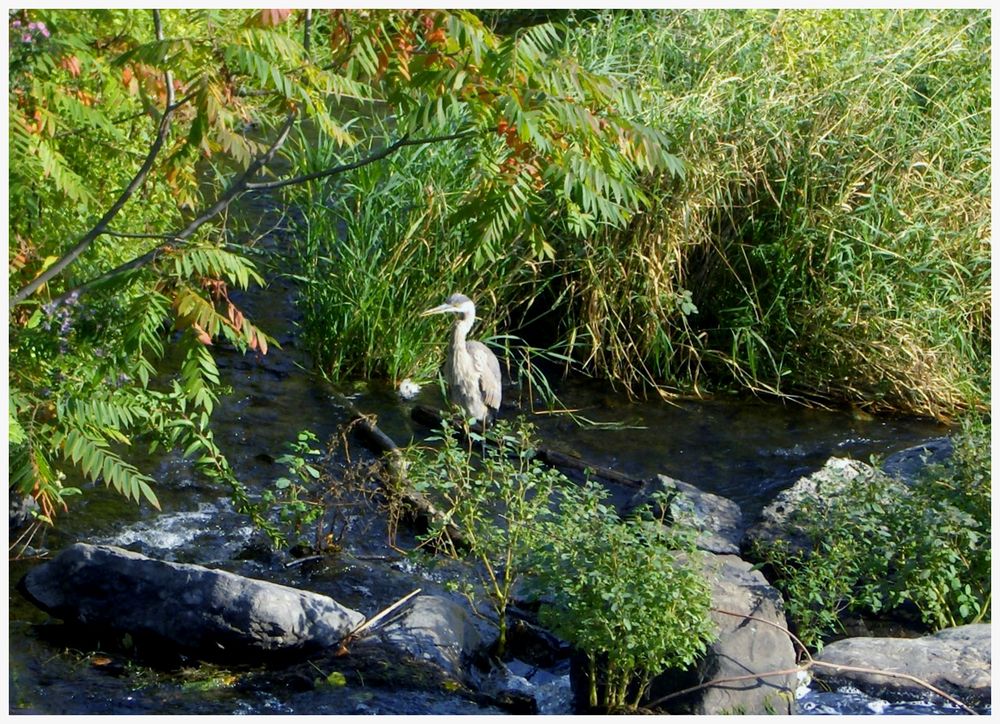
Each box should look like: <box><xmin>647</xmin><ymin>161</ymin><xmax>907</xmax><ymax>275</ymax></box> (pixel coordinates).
<box><xmin>8</xmin><ymin>193</ymin><xmax>950</xmax><ymax>715</ymax></box>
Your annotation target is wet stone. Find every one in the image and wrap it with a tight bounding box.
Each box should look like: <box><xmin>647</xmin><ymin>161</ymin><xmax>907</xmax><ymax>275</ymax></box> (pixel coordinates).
<box><xmin>626</xmin><ymin>475</ymin><xmax>745</xmax><ymax>554</ymax></box>
<box><xmin>20</xmin><ymin>543</ymin><xmax>365</xmax><ymax>660</ymax></box>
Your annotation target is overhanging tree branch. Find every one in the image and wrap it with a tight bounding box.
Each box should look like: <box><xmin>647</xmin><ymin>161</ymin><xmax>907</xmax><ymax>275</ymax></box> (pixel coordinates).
<box><xmin>48</xmin><ymin>112</ymin><xmax>299</xmax><ymax>306</ymax></box>
<box><xmin>10</xmin><ymin>11</ymin><xmax>187</xmax><ymax>308</ymax></box>
<box><xmin>47</xmin><ymin>126</ymin><xmax>475</xmax><ymax>305</ymax></box>
<box><xmin>244</xmin><ymin>129</ymin><xmax>475</xmax><ymax>192</ymax></box>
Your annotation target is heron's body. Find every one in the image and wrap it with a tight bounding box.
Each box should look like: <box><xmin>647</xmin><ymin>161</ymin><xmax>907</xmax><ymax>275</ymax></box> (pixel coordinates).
<box><xmin>422</xmin><ymin>294</ymin><xmax>501</xmax><ymax>424</ymax></box>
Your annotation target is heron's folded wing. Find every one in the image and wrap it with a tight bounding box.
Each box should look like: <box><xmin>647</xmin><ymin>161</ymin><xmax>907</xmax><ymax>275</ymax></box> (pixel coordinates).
<box><xmin>467</xmin><ymin>341</ymin><xmax>502</xmax><ymax>412</ymax></box>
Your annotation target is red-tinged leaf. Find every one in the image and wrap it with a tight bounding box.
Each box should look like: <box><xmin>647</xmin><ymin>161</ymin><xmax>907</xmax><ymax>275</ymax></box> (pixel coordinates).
<box><xmin>60</xmin><ymin>55</ymin><xmax>82</xmax><ymax>77</ymax></box>
<box><xmin>192</xmin><ymin>323</ymin><xmax>213</xmax><ymax>346</ymax></box>
<box><xmin>255</xmin><ymin>9</ymin><xmax>292</xmax><ymax>27</ymax></box>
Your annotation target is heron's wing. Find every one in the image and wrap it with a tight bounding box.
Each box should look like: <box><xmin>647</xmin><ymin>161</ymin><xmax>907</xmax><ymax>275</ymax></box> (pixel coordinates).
<box><xmin>466</xmin><ymin>340</ymin><xmax>502</xmax><ymax>412</ymax></box>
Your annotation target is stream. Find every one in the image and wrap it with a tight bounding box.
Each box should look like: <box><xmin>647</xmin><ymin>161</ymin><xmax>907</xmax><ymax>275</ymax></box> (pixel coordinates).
<box><xmin>8</xmin><ymin>196</ymin><xmax>959</xmax><ymax>715</ymax></box>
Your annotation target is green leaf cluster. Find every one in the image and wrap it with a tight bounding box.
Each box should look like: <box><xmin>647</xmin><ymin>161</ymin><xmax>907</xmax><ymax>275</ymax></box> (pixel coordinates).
<box><xmin>527</xmin><ymin>483</ymin><xmax>715</xmax><ymax>710</ymax></box>
<box><xmin>403</xmin><ymin>419</ymin><xmax>715</xmax><ymax>709</ymax></box>
<box><xmin>757</xmin><ymin>415</ymin><xmax>991</xmax><ymax>650</ymax></box>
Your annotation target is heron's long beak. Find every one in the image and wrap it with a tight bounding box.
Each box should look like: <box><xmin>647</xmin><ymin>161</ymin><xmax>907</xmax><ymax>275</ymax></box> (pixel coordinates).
<box><xmin>420</xmin><ymin>303</ymin><xmax>456</xmax><ymax>317</ymax></box>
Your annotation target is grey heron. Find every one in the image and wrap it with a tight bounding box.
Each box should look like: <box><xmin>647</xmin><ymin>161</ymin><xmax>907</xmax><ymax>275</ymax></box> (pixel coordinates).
<box><xmin>421</xmin><ymin>293</ymin><xmax>501</xmax><ymax>425</ymax></box>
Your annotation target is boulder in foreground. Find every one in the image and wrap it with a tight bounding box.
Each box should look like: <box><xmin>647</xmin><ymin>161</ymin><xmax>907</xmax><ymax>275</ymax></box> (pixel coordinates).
<box><xmin>20</xmin><ymin>543</ymin><xmax>365</xmax><ymax>660</ymax></box>
<box><xmin>813</xmin><ymin>624</ymin><xmax>990</xmax><ymax>708</ymax></box>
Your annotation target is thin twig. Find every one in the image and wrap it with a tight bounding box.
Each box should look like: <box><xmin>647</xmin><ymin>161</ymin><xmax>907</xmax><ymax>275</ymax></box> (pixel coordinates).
<box><xmin>244</xmin><ymin>130</ymin><xmax>475</xmax><ymax>192</ymax></box>
<box><xmin>104</xmin><ymin>230</ymin><xmax>183</xmax><ymax>240</ymax></box>
<box><xmin>47</xmin><ymin>112</ymin><xmax>297</xmax><ymax>306</ymax></box>
<box><xmin>284</xmin><ymin>554</ymin><xmax>325</xmax><ymax>569</ymax></box>
<box><xmin>152</xmin><ymin>10</ymin><xmax>175</xmax><ymax>109</ymax></box>
<box><xmin>644</xmin><ymin>606</ymin><xmax>979</xmax><ymax>715</ymax></box>
<box><xmin>347</xmin><ymin>588</ymin><xmax>422</xmax><ymax>639</ymax></box>
<box><xmin>303</xmin><ymin>9</ymin><xmax>313</xmax><ymax>57</ymax></box>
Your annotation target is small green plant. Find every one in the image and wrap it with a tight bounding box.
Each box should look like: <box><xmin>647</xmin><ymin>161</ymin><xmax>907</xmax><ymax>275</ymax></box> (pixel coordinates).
<box><xmin>527</xmin><ymin>482</ymin><xmax>715</xmax><ymax>711</ymax></box>
<box><xmin>406</xmin><ymin>419</ymin><xmax>564</xmax><ymax>657</ymax></box>
<box><xmin>260</xmin><ymin>430</ymin><xmax>327</xmax><ymax>551</ymax></box>
<box><xmin>758</xmin><ymin>415</ymin><xmax>991</xmax><ymax>649</ymax></box>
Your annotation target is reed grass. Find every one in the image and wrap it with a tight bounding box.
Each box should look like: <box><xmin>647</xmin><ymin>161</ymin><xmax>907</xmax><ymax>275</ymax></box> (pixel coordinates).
<box><xmin>555</xmin><ymin>9</ymin><xmax>990</xmax><ymax>417</ymax></box>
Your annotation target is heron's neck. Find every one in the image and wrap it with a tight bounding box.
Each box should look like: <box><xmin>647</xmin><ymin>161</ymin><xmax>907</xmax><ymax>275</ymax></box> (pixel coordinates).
<box><xmin>451</xmin><ymin>312</ymin><xmax>475</xmax><ymax>344</ymax></box>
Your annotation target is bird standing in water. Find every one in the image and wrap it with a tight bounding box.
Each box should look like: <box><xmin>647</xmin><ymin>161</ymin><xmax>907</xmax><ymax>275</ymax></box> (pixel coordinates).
<box><xmin>421</xmin><ymin>293</ymin><xmax>501</xmax><ymax>425</ymax></box>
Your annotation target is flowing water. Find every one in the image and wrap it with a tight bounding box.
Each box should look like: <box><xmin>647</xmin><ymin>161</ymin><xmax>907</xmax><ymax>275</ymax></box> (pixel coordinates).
<box><xmin>8</xmin><ymin>198</ymin><xmax>960</xmax><ymax>715</ymax></box>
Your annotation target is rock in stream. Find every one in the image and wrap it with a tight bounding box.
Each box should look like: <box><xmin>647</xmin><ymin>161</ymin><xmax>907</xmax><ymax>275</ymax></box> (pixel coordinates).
<box><xmin>20</xmin><ymin>543</ymin><xmax>365</xmax><ymax>660</ymax></box>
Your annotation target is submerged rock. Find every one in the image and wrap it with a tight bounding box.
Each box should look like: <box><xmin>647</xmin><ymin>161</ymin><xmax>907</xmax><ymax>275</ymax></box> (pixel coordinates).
<box><xmin>881</xmin><ymin>437</ymin><xmax>953</xmax><ymax>483</ymax></box>
<box><xmin>20</xmin><ymin>543</ymin><xmax>364</xmax><ymax>659</ymax></box>
<box><xmin>627</xmin><ymin>475</ymin><xmax>745</xmax><ymax>554</ymax></box>
<box><xmin>813</xmin><ymin>624</ymin><xmax>990</xmax><ymax>708</ymax></box>
<box><xmin>650</xmin><ymin>553</ymin><xmax>798</xmax><ymax>715</ymax></box>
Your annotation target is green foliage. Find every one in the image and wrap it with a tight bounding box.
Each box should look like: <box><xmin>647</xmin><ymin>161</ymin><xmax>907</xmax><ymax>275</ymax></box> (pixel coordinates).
<box><xmin>406</xmin><ymin>419</ymin><xmax>565</xmax><ymax>657</ymax></box>
<box><xmin>527</xmin><ymin>484</ymin><xmax>715</xmax><ymax>710</ymax></box>
<box><xmin>556</xmin><ymin>9</ymin><xmax>989</xmax><ymax>415</ymax></box>
<box><xmin>403</xmin><ymin>419</ymin><xmax>715</xmax><ymax>705</ymax></box>
<box><xmin>10</xmin><ymin>9</ymin><xmax>673</xmax><ymax>528</ymax></box>
<box><xmin>757</xmin><ymin>416</ymin><xmax>991</xmax><ymax>650</ymax></box>
<box><xmin>287</xmin><ymin>10</ymin><xmax>987</xmax><ymax>419</ymax></box>
<box><xmin>259</xmin><ymin>430</ymin><xmax>327</xmax><ymax>551</ymax></box>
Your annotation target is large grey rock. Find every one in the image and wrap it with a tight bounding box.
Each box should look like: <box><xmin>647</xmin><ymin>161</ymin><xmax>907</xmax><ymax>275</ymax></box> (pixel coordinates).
<box><xmin>371</xmin><ymin>594</ymin><xmax>484</xmax><ymax>683</ymax></box>
<box><xmin>813</xmin><ymin>624</ymin><xmax>990</xmax><ymax>706</ymax></box>
<box><xmin>626</xmin><ymin>475</ymin><xmax>745</xmax><ymax>555</ymax></box>
<box><xmin>651</xmin><ymin>553</ymin><xmax>798</xmax><ymax>715</ymax></box>
<box><xmin>743</xmin><ymin>457</ymin><xmax>896</xmax><ymax>554</ymax></box>
<box><xmin>20</xmin><ymin>543</ymin><xmax>364</xmax><ymax>659</ymax></box>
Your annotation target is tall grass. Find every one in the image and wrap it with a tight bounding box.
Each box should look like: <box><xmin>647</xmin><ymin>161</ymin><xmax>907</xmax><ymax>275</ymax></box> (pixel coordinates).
<box><xmin>285</xmin><ymin>10</ymin><xmax>989</xmax><ymax>419</ymax></box>
<box><xmin>283</xmin><ymin>120</ymin><xmax>546</xmax><ymax>383</ymax></box>
<box><xmin>558</xmin><ymin>9</ymin><xmax>990</xmax><ymax>417</ymax></box>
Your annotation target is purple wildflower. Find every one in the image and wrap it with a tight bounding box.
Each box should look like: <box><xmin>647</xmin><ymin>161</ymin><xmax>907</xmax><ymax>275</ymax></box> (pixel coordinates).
<box><xmin>41</xmin><ymin>26</ymin><xmax>49</xmax><ymax>38</ymax></box>
<box><xmin>11</xmin><ymin>19</ymin><xmax>21</xmax><ymax>28</ymax></box>
<box><xmin>22</xmin><ymin>33</ymin><xmax>31</xmax><ymax>43</ymax></box>
<box><xmin>28</xmin><ymin>21</ymin><xmax>37</xmax><ymax>30</ymax></box>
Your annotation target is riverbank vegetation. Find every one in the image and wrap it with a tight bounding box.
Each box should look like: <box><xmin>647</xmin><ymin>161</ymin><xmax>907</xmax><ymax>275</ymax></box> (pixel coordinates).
<box><xmin>291</xmin><ymin>9</ymin><xmax>989</xmax><ymax>421</ymax></box>
<box><xmin>756</xmin><ymin>415</ymin><xmax>991</xmax><ymax>649</ymax></box>
<box><xmin>405</xmin><ymin>419</ymin><xmax>714</xmax><ymax>711</ymax></box>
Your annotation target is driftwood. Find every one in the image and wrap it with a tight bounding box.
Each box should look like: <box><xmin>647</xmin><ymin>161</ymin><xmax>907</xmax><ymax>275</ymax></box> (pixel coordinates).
<box><xmin>329</xmin><ymin>391</ymin><xmax>465</xmax><ymax>544</ymax></box>
<box><xmin>410</xmin><ymin>404</ymin><xmax>645</xmax><ymax>490</ymax></box>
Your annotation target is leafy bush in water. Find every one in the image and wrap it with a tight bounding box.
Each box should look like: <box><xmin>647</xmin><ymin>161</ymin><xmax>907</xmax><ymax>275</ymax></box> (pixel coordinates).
<box><xmin>759</xmin><ymin>416</ymin><xmax>990</xmax><ymax>649</ymax></box>
<box><xmin>406</xmin><ymin>420</ymin><xmax>566</xmax><ymax>657</ymax></box>
<box><xmin>528</xmin><ymin>483</ymin><xmax>714</xmax><ymax>711</ymax></box>
<box><xmin>404</xmin><ymin>419</ymin><xmax>714</xmax><ymax>710</ymax></box>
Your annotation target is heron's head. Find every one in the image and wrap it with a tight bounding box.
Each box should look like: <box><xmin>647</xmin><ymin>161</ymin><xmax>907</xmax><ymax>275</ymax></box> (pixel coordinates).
<box><xmin>420</xmin><ymin>293</ymin><xmax>476</xmax><ymax>320</ymax></box>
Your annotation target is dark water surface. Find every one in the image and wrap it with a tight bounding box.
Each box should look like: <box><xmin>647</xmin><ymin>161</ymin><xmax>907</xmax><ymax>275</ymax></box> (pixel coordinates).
<box><xmin>8</xmin><ymin>204</ymin><xmax>953</xmax><ymax>714</ymax></box>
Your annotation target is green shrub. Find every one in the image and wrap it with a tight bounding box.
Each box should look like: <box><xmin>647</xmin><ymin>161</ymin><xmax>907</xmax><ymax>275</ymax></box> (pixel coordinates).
<box><xmin>759</xmin><ymin>415</ymin><xmax>991</xmax><ymax>649</ymax></box>
<box><xmin>404</xmin><ymin>419</ymin><xmax>715</xmax><ymax>709</ymax></box>
<box><xmin>528</xmin><ymin>483</ymin><xmax>715</xmax><ymax>710</ymax></box>
<box><xmin>406</xmin><ymin>419</ymin><xmax>566</xmax><ymax>657</ymax></box>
